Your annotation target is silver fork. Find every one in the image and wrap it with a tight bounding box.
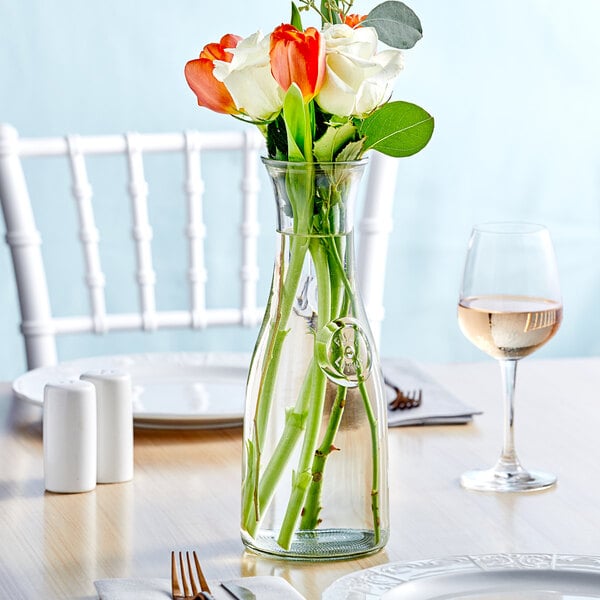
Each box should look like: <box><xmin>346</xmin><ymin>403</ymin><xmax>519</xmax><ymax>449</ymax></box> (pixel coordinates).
<box><xmin>387</xmin><ymin>385</ymin><xmax>423</xmax><ymax>411</ymax></box>
<box><xmin>171</xmin><ymin>550</ymin><xmax>215</xmax><ymax>600</ymax></box>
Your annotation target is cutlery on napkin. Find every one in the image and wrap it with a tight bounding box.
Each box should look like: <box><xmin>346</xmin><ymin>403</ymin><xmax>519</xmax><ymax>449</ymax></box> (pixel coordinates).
<box><xmin>383</xmin><ymin>358</ymin><xmax>481</xmax><ymax>426</ymax></box>
<box><xmin>94</xmin><ymin>575</ymin><xmax>306</xmax><ymax>600</ymax></box>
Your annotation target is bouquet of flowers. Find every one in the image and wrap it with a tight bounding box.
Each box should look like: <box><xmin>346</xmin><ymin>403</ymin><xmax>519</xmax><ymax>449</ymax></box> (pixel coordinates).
<box><xmin>185</xmin><ymin>0</ymin><xmax>433</xmax><ymax>163</ymax></box>
<box><xmin>185</xmin><ymin>0</ymin><xmax>433</xmax><ymax>557</ymax></box>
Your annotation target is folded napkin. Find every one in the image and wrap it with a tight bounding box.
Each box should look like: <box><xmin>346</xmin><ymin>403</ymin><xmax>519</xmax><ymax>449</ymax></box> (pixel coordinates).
<box><xmin>383</xmin><ymin>358</ymin><xmax>481</xmax><ymax>426</ymax></box>
<box><xmin>94</xmin><ymin>575</ymin><xmax>305</xmax><ymax>599</ymax></box>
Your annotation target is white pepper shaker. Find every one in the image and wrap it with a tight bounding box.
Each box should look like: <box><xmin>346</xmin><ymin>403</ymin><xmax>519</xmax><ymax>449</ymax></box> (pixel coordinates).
<box><xmin>43</xmin><ymin>380</ymin><xmax>97</xmax><ymax>493</ymax></box>
<box><xmin>81</xmin><ymin>370</ymin><xmax>134</xmax><ymax>484</ymax></box>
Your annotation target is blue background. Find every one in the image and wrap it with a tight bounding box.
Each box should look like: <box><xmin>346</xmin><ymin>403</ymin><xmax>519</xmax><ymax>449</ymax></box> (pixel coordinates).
<box><xmin>1</xmin><ymin>0</ymin><xmax>600</xmax><ymax>380</ymax></box>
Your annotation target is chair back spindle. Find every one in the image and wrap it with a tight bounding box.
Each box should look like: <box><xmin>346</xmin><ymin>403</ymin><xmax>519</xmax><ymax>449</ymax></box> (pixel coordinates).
<box><xmin>67</xmin><ymin>134</ymin><xmax>108</xmax><ymax>334</ymax></box>
<box><xmin>125</xmin><ymin>132</ymin><xmax>158</xmax><ymax>331</ymax></box>
<box><xmin>183</xmin><ymin>130</ymin><xmax>208</xmax><ymax>330</ymax></box>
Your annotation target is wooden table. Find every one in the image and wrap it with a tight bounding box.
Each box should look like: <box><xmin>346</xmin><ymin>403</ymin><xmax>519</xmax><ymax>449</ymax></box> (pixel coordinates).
<box><xmin>1</xmin><ymin>357</ymin><xmax>600</xmax><ymax>599</ymax></box>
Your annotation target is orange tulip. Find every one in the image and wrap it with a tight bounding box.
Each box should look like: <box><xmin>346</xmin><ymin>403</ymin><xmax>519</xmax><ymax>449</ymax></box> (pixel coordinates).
<box><xmin>269</xmin><ymin>24</ymin><xmax>325</xmax><ymax>101</ymax></box>
<box><xmin>343</xmin><ymin>13</ymin><xmax>367</xmax><ymax>28</ymax></box>
<box><xmin>184</xmin><ymin>34</ymin><xmax>242</xmax><ymax>114</ymax></box>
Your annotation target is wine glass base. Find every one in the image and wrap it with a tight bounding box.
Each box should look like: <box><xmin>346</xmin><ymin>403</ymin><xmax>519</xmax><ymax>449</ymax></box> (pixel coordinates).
<box><xmin>460</xmin><ymin>467</ymin><xmax>557</xmax><ymax>493</ymax></box>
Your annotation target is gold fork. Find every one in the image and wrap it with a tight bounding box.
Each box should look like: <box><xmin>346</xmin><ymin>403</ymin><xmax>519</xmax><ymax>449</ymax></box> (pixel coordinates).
<box><xmin>387</xmin><ymin>385</ymin><xmax>423</xmax><ymax>411</ymax></box>
<box><xmin>171</xmin><ymin>550</ymin><xmax>215</xmax><ymax>600</ymax></box>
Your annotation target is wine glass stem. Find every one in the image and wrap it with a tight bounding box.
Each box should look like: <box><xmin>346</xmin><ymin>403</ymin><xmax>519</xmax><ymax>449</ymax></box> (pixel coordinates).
<box><xmin>498</xmin><ymin>359</ymin><xmax>522</xmax><ymax>472</ymax></box>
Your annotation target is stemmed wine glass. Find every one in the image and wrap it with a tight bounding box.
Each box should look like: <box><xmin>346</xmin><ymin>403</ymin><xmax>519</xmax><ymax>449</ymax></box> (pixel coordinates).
<box><xmin>457</xmin><ymin>222</ymin><xmax>563</xmax><ymax>492</ymax></box>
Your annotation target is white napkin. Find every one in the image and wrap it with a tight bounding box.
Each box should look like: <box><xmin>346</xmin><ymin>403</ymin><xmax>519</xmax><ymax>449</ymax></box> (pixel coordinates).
<box><xmin>383</xmin><ymin>358</ymin><xmax>481</xmax><ymax>426</ymax></box>
<box><xmin>94</xmin><ymin>575</ymin><xmax>306</xmax><ymax>599</ymax></box>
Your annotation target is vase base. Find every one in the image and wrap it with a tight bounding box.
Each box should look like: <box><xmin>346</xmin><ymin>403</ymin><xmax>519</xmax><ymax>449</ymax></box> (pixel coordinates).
<box><xmin>241</xmin><ymin>527</ymin><xmax>388</xmax><ymax>561</ymax></box>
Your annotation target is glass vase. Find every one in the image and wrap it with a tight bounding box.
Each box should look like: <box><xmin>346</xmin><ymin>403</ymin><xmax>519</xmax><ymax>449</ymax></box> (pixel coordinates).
<box><xmin>240</xmin><ymin>159</ymin><xmax>389</xmax><ymax>560</ymax></box>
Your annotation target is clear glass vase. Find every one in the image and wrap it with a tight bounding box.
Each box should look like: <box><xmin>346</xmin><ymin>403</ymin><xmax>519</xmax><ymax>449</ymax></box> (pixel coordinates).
<box><xmin>240</xmin><ymin>159</ymin><xmax>389</xmax><ymax>560</ymax></box>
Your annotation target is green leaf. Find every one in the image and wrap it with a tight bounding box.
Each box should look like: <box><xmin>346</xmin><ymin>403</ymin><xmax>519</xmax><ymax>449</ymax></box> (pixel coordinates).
<box><xmin>363</xmin><ymin>1</ymin><xmax>423</xmax><ymax>49</ymax></box>
<box><xmin>359</xmin><ymin>101</ymin><xmax>434</xmax><ymax>157</ymax></box>
<box><xmin>283</xmin><ymin>84</ymin><xmax>311</xmax><ymax>160</ymax></box>
<box><xmin>291</xmin><ymin>2</ymin><xmax>303</xmax><ymax>30</ymax></box>
<box><xmin>267</xmin><ymin>114</ymin><xmax>288</xmax><ymax>159</ymax></box>
<box><xmin>313</xmin><ymin>122</ymin><xmax>357</xmax><ymax>162</ymax></box>
<box><xmin>336</xmin><ymin>139</ymin><xmax>365</xmax><ymax>162</ymax></box>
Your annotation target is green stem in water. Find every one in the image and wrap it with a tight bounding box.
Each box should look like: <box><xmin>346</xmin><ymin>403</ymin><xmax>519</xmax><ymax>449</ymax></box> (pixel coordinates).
<box><xmin>327</xmin><ymin>232</ymin><xmax>356</xmax><ymax>316</ymax></box>
<box><xmin>358</xmin><ymin>378</ymin><xmax>381</xmax><ymax>544</ymax></box>
<box><xmin>243</xmin><ymin>165</ymin><xmax>315</xmax><ymax>536</ymax></box>
<box><xmin>241</xmin><ymin>437</ymin><xmax>256</xmax><ymax>531</ymax></box>
<box><xmin>243</xmin><ymin>358</ymin><xmax>317</xmax><ymax>536</ymax></box>
<box><xmin>244</xmin><ymin>161</ymin><xmax>382</xmax><ymax>552</ymax></box>
<box><xmin>253</xmin><ymin>241</ymin><xmax>303</xmax><ymax>445</ymax></box>
<box><xmin>300</xmin><ymin>384</ymin><xmax>347</xmax><ymax>529</ymax></box>
<box><xmin>299</xmin><ymin>228</ymin><xmax>350</xmax><ymax>530</ymax></box>
<box><xmin>244</xmin><ymin>234</ymin><xmax>309</xmax><ymax>527</ymax></box>
<box><xmin>275</xmin><ymin>368</ymin><xmax>327</xmax><ymax>549</ymax></box>
<box><xmin>276</xmin><ymin>238</ymin><xmax>332</xmax><ymax>550</ymax></box>
<box><xmin>300</xmin><ymin>230</ymin><xmax>381</xmax><ymax>537</ymax></box>
<box><xmin>252</xmin><ymin>159</ymin><xmax>317</xmax><ymax>446</ymax></box>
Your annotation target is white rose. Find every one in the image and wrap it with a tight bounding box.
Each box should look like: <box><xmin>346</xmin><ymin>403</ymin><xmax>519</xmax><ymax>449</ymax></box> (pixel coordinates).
<box><xmin>213</xmin><ymin>31</ymin><xmax>283</xmax><ymax>121</ymax></box>
<box><xmin>316</xmin><ymin>24</ymin><xmax>404</xmax><ymax>117</ymax></box>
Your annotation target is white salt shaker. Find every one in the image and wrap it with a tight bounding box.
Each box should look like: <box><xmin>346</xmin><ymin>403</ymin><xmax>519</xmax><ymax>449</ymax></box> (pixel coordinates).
<box><xmin>43</xmin><ymin>380</ymin><xmax>97</xmax><ymax>493</ymax></box>
<box><xmin>81</xmin><ymin>370</ymin><xmax>134</xmax><ymax>484</ymax></box>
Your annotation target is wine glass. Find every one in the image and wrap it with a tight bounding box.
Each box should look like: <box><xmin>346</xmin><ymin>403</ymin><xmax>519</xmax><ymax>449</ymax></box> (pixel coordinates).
<box><xmin>457</xmin><ymin>222</ymin><xmax>562</xmax><ymax>492</ymax></box>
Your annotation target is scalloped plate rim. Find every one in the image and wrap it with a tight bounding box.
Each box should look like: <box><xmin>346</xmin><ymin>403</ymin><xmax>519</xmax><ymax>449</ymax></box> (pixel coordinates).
<box><xmin>322</xmin><ymin>553</ymin><xmax>600</xmax><ymax>600</ymax></box>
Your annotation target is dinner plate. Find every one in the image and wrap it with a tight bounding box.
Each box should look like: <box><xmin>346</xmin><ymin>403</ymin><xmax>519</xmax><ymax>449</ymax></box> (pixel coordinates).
<box><xmin>322</xmin><ymin>554</ymin><xmax>600</xmax><ymax>600</ymax></box>
<box><xmin>12</xmin><ymin>352</ymin><xmax>249</xmax><ymax>429</ymax></box>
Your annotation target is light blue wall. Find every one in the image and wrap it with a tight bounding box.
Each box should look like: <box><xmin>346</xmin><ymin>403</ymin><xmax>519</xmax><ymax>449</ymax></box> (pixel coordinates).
<box><xmin>1</xmin><ymin>0</ymin><xmax>600</xmax><ymax>379</ymax></box>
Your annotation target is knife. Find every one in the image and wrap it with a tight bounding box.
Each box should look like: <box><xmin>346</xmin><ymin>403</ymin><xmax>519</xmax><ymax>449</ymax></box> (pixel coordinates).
<box><xmin>220</xmin><ymin>581</ymin><xmax>257</xmax><ymax>600</ymax></box>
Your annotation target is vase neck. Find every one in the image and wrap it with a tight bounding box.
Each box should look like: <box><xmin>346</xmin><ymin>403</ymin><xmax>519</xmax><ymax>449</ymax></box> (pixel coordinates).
<box><xmin>262</xmin><ymin>159</ymin><xmax>368</xmax><ymax>236</ymax></box>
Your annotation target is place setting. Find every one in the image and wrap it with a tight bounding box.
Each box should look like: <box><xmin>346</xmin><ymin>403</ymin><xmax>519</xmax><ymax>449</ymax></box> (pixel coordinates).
<box><xmin>94</xmin><ymin>552</ymin><xmax>600</xmax><ymax>600</ymax></box>
<box><xmin>94</xmin><ymin>550</ymin><xmax>306</xmax><ymax>599</ymax></box>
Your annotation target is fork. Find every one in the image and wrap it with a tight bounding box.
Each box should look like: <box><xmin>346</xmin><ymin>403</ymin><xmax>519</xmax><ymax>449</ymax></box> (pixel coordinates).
<box><xmin>171</xmin><ymin>550</ymin><xmax>215</xmax><ymax>600</ymax></box>
<box><xmin>386</xmin><ymin>384</ymin><xmax>423</xmax><ymax>411</ymax></box>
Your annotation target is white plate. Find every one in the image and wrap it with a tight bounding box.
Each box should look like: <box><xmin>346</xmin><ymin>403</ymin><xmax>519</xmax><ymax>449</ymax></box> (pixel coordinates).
<box><xmin>322</xmin><ymin>554</ymin><xmax>600</xmax><ymax>600</ymax></box>
<box><xmin>12</xmin><ymin>352</ymin><xmax>249</xmax><ymax>429</ymax></box>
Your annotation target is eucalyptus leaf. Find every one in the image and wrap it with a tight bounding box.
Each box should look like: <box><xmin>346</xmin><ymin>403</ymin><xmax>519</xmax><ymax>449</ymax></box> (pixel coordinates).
<box><xmin>359</xmin><ymin>101</ymin><xmax>434</xmax><ymax>157</ymax></box>
<box><xmin>363</xmin><ymin>1</ymin><xmax>423</xmax><ymax>49</ymax></box>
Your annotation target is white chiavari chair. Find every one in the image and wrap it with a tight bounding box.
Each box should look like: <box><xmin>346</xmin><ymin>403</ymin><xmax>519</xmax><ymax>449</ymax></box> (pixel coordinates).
<box><xmin>0</xmin><ymin>123</ymin><xmax>397</xmax><ymax>371</ymax></box>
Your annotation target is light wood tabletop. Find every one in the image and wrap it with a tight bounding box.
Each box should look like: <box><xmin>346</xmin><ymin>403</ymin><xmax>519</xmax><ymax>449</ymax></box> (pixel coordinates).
<box><xmin>1</xmin><ymin>357</ymin><xmax>600</xmax><ymax>599</ymax></box>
